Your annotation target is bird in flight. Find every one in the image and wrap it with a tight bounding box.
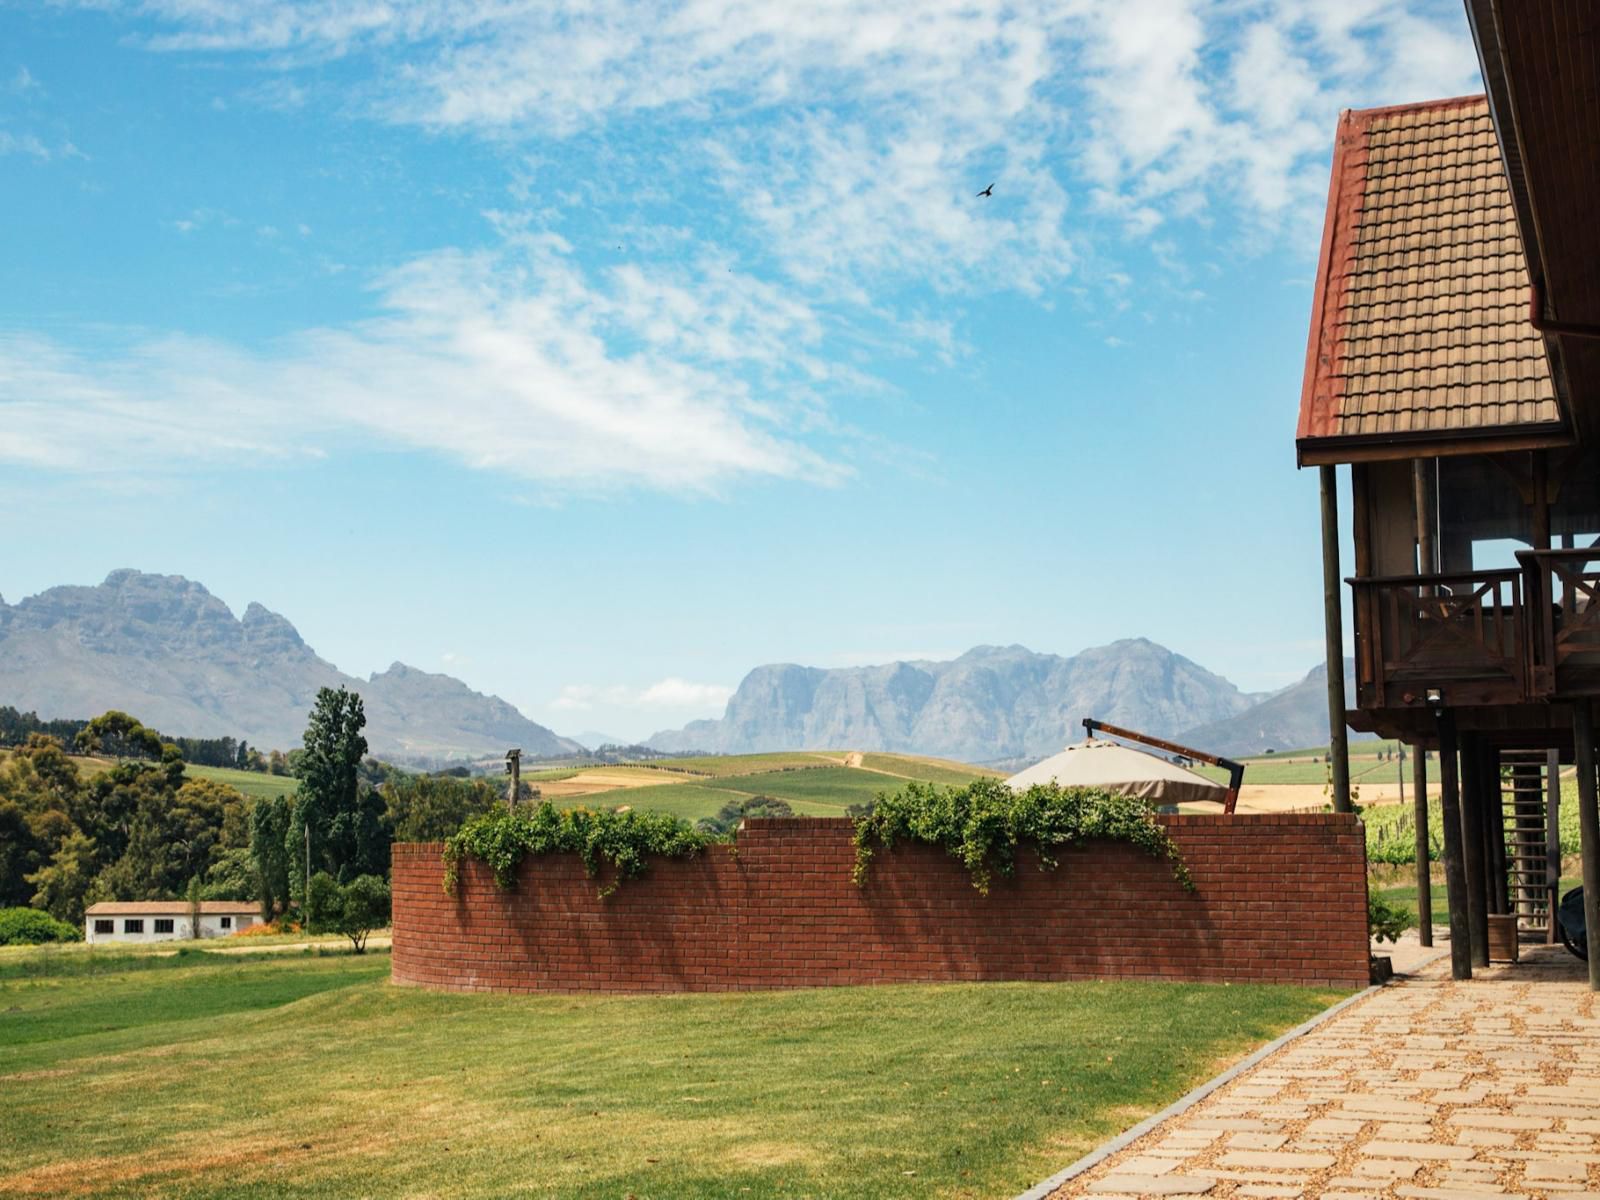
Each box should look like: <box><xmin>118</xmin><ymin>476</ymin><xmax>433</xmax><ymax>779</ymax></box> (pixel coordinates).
<box><xmin>976</xmin><ymin>183</ymin><xmax>994</xmax><ymax>197</ymax></box>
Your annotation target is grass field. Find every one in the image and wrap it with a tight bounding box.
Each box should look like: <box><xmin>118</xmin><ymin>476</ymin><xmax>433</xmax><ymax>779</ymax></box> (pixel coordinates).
<box><xmin>186</xmin><ymin>762</ymin><xmax>299</xmax><ymax>801</ymax></box>
<box><xmin>0</xmin><ymin>949</ymin><xmax>1345</xmax><ymax>1199</ymax></box>
<box><xmin>1371</xmin><ymin>875</ymin><xmax>1582</xmax><ymax>927</ymax></box>
<box><xmin>548</xmin><ymin>752</ymin><xmax>996</xmax><ymax>822</ymax></box>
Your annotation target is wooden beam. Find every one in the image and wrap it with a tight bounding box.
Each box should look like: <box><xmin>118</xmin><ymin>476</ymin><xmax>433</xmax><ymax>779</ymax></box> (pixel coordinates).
<box><xmin>1436</xmin><ymin>709</ymin><xmax>1473</xmax><ymax>979</ymax></box>
<box><xmin>1321</xmin><ymin>464</ymin><xmax>1352</xmax><ymax>813</ymax></box>
<box><xmin>1486</xmin><ymin>745</ymin><xmax>1508</xmax><ymax>916</ymax></box>
<box><xmin>1460</xmin><ymin>732</ymin><xmax>1491</xmax><ymax>969</ymax></box>
<box><xmin>1574</xmin><ymin>703</ymin><xmax>1600</xmax><ymax>990</ymax></box>
<box><xmin>1413</xmin><ymin>744</ymin><xmax>1432</xmax><ymax>947</ymax></box>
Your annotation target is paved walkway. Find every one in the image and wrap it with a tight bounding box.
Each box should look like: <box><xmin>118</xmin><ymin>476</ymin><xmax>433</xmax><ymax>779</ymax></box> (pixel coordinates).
<box><xmin>1049</xmin><ymin>941</ymin><xmax>1600</xmax><ymax>1200</ymax></box>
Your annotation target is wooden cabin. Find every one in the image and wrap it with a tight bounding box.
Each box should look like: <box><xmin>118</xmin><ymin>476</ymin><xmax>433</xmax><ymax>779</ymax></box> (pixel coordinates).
<box><xmin>1300</xmin><ymin>3</ymin><xmax>1600</xmax><ymax>984</ymax></box>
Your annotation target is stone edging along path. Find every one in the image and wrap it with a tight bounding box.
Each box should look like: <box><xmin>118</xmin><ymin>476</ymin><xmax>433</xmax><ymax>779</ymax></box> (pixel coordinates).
<box><xmin>1011</xmin><ymin>960</ymin><xmax>1435</xmax><ymax>1200</ymax></box>
<box><xmin>1019</xmin><ymin>942</ymin><xmax>1600</xmax><ymax>1200</ymax></box>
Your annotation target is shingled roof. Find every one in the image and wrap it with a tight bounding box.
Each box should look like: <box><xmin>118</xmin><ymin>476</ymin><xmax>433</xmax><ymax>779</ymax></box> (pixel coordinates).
<box><xmin>1296</xmin><ymin>95</ymin><xmax>1569</xmax><ymax>465</ymax></box>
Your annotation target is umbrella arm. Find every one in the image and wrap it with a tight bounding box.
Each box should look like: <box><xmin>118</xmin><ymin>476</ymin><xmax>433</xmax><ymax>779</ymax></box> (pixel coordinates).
<box><xmin>1082</xmin><ymin>718</ymin><xmax>1246</xmax><ymax>815</ymax></box>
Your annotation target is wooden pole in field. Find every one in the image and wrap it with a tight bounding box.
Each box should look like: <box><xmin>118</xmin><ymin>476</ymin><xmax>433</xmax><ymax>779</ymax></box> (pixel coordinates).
<box><xmin>506</xmin><ymin>748</ymin><xmax>522</xmax><ymax>810</ymax></box>
<box><xmin>1460</xmin><ymin>734</ymin><xmax>1491</xmax><ymax>968</ymax></box>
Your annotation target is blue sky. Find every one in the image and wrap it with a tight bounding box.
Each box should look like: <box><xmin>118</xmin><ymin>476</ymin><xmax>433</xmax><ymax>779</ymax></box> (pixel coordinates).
<box><xmin>1</xmin><ymin>1</ymin><xmax>1481</xmax><ymax>743</ymax></box>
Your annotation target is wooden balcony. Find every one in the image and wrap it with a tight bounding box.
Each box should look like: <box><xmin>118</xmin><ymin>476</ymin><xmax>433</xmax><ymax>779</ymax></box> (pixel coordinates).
<box><xmin>1351</xmin><ymin>554</ymin><xmax>1600</xmax><ymax>712</ymax></box>
<box><xmin>1521</xmin><ymin>549</ymin><xmax>1600</xmax><ymax>698</ymax></box>
<box><xmin>1349</xmin><ymin>570</ymin><xmax>1527</xmax><ymax>709</ymax></box>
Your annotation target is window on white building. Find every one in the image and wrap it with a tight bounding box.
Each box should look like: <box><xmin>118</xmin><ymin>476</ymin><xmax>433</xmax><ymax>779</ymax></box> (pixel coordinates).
<box><xmin>123</xmin><ymin>919</ymin><xmax>144</xmax><ymax>933</ymax></box>
<box><xmin>93</xmin><ymin>919</ymin><xmax>113</xmax><ymax>934</ymax></box>
<box><xmin>220</xmin><ymin>916</ymin><xmax>232</xmax><ymax>929</ymax></box>
<box><xmin>154</xmin><ymin>918</ymin><xmax>174</xmax><ymax>934</ymax></box>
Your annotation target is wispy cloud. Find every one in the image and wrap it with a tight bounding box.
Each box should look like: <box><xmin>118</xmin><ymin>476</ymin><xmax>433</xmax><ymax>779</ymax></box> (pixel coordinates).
<box><xmin>0</xmin><ymin>236</ymin><xmax>846</xmax><ymax>493</ymax></box>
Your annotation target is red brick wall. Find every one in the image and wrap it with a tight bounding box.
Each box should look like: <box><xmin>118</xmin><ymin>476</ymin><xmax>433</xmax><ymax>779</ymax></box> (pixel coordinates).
<box><xmin>391</xmin><ymin>814</ymin><xmax>1370</xmax><ymax>994</ymax></box>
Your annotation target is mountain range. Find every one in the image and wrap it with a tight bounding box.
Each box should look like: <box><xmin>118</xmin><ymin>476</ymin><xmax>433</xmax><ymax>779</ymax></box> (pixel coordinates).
<box><xmin>0</xmin><ymin>570</ymin><xmax>1354</xmax><ymax>765</ymax></box>
<box><xmin>0</xmin><ymin>570</ymin><xmax>581</xmax><ymax>761</ymax></box>
<box><xmin>646</xmin><ymin>642</ymin><xmax>1359</xmax><ymax>762</ymax></box>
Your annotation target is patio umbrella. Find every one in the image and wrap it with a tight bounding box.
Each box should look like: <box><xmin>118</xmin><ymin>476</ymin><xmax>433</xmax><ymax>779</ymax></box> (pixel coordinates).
<box><xmin>1004</xmin><ymin>738</ymin><xmax>1229</xmax><ymax>806</ymax></box>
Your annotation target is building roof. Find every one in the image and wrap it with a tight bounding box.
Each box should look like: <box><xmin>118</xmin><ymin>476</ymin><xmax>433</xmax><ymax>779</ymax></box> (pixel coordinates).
<box><xmin>1296</xmin><ymin>95</ymin><xmax>1568</xmax><ymax>465</ymax></box>
<box><xmin>85</xmin><ymin>900</ymin><xmax>260</xmax><ymax>916</ymax></box>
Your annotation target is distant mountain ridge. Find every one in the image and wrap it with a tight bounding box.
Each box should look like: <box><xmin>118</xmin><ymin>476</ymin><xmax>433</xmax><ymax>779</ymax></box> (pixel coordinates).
<box><xmin>1177</xmin><ymin>660</ymin><xmax>1372</xmax><ymax>758</ymax></box>
<box><xmin>647</xmin><ymin>640</ymin><xmax>1270</xmax><ymax>763</ymax></box>
<box><xmin>0</xmin><ymin>570</ymin><xmax>580</xmax><ymax>760</ymax></box>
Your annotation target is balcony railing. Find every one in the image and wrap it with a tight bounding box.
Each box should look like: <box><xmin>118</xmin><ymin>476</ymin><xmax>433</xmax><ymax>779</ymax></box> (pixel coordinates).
<box><xmin>1520</xmin><ymin>549</ymin><xmax>1600</xmax><ymax>697</ymax></box>
<box><xmin>1348</xmin><ymin>570</ymin><xmax>1526</xmax><ymax>708</ymax></box>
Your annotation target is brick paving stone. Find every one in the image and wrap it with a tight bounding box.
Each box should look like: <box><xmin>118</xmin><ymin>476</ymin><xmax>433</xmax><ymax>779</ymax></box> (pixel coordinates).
<box><xmin>1048</xmin><ymin>945</ymin><xmax>1595</xmax><ymax>1200</ymax></box>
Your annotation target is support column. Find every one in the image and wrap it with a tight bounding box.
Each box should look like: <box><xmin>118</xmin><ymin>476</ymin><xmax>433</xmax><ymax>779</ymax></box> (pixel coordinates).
<box><xmin>1414</xmin><ymin>744</ymin><xmax>1433</xmax><ymax>946</ymax></box>
<box><xmin>1548</xmin><ymin>748</ymin><xmax>1563</xmax><ymax>945</ymax></box>
<box><xmin>1575</xmin><ymin>703</ymin><xmax>1600</xmax><ymax>989</ymax></box>
<box><xmin>1437</xmin><ymin>710</ymin><xmax>1472</xmax><ymax>979</ymax></box>
<box><xmin>1321</xmin><ymin>464</ymin><xmax>1351</xmax><ymax>813</ymax></box>
<box><xmin>1460</xmin><ymin>732</ymin><xmax>1491</xmax><ymax>968</ymax></box>
<box><xmin>1487</xmin><ymin>746</ymin><xmax>1508</xmax><ymax>916</ymax></box>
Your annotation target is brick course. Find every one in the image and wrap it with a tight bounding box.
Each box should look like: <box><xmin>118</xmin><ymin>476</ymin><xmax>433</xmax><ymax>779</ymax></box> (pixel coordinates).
<box><xmin>391</xmin><ymin>814</ymin><xmax>1370</xmax><ymax>994</ymax></box>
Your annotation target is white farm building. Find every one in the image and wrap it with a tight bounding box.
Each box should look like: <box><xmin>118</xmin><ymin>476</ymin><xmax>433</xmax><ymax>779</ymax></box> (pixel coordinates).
<box><xmin>84</xmin><ymin>901</ymin><xmax>263</xmax><ymax>945</ymax></box>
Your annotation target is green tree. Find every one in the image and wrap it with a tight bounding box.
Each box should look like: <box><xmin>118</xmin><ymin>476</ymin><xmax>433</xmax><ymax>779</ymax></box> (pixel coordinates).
<box><xmin>93</xmin><ymin>769</ymin><xmax>228</xmax><ymax>901</ymax></box>
<box><xmin>250</xmin><ymin>794</ymin><xmax>293</xmax><ymax>919</ymax></box>
<box><xmin>27</xmin><ymin>830</ymin><xmax>101</xmax><ymax>925</ymax></box>
<box><xmin>383</xmin><ymin>775</ymin><xmax>502</xmax><ymax>842</ymax></box>
<box><xmin>187</xmin><ymin>875</ymin><xmax>203</xmax><ymax>939</ymax></box>
<box><xmin>73</xmin><ymin>711</ymin><xmax>165</xmax><ymax>760</ymax></box>
<box><xmin>306</xmin><ymin>871</ymin><xmax>389</xmax><ymax>953</ymax></box>
<box><xmin>296</xmin><ymin>688</ymin><xmax>388</xmax><ymax>883</ymax></box>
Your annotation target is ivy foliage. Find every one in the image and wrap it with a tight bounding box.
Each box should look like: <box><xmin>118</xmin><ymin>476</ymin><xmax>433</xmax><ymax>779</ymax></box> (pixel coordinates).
<box><xmin>852</xmin><ymin>778</ymin><xmax>1194</xmax><ymax>895</ymax></box>
<box><xmin>442</xmin><ymin>801</ymin><xmax>713</xmax><ymax>898</ymax></box>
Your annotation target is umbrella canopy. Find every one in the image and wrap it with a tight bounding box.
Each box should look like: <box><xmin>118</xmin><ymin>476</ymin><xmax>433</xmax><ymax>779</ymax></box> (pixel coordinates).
<box><xmin>1005</xmin><ymin>739</ymin><xmax>1228</xmax><ymax>806</ymax></box>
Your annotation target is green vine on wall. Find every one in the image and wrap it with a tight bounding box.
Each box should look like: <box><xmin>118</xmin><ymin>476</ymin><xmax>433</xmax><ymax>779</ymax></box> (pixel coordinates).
<box><xmin>442</xmin><ymin>802</ymin><xmax>713</xmax><ymax>899</ymax></box>
<box><xmin>852</xmin><ymin>778</ymin><xmax>1194</xmax><ymax>895</ymax></box>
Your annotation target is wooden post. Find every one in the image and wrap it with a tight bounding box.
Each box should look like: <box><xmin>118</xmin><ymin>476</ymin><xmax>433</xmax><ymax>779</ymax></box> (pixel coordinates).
<box><xmin>1413</xmin><ymin>743</ymin><xmax>1432</xmax><ymax>946</ymax></box>
<box><xmin>1547</xmin><ymin>748</ymin><xmax>1563</xmax><ymax>945</ymax></box>
<box><xmin>1460</xmin><ymin>733</ymin><xmax>1491</xmax><ymax>968</ymax></box>
<box><xmin>506</xmin><ymin>748</ymin><xmax>522</xmax><ymax>810</ymax></box>
<box><xmin>1436</xmin><ymin>710</ymin><xmax>1472</xmax><ymax>979</ymax></box>
<box><xmin>1487</xmin><ymin>746</ymin><xmax>1508</xmax><ymax>916</ymax></box>
<box><xmin>1414</xmin><ymin>459</ymin><xmax>1436</xmax><ymax>575</ymax></box>
<box><xmin>1321</xmin><ymin>464</ymin><xmax>1352</xmax><ymax>813</ymax></box>
<box><xmin>1574</xmin><ymin>704</ymin><xmax>1600</xmax><ymax>989</ymax></box>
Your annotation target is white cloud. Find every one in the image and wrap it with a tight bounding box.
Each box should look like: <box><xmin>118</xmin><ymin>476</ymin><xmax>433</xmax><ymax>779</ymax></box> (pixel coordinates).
<box><xmin>552</xmin><ymin>678</ymin><xmax>733</xmax><ymax>712</ymax></box>
<box><xmin>125</xmin><ymin>0</ymin><xmax>1480</xmax><ymax>253</ymax></box>
<box><xmin>0</xmin><ymin>237</ymin><xmax>846</xmax><ymax>492</ymax></box>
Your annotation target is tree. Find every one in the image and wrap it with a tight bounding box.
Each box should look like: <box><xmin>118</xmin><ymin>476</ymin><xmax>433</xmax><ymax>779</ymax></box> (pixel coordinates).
<box><xmin>187</xmin><ymin>875</ymin><xmax>203</xmax><ymax>939</ymax></box>
<box><xmin>306</xmin><ymin>872</ymin><xmax>389</xmax><ymax>953</ymax></box>
<box><xmin>73</xmin><ymin>711</ymin><xmax>165</xmax><ymax>760</ymax></box>
<box><xmin>250</xmin><ymin>794</ymin><xmax>293</xmax><ymax>920</ymax></box>
<box><xmin>93</xmin><ymin>769</ymin><xmax>229</xmax><ymax>902</ymax></box>
<box><xmin>27</xmin><ymin>830</ymin><xmax>101</xmax><ymax>925</ymax></box>
<box><xmin>296</xmin><ymin>688</ymin><xmax>388</xmax><ymax>883</ymax></box>
<box><xmin>383</xmin><ymin>775</ymin><xmax>501</xmax><ymax>842</ymax></box>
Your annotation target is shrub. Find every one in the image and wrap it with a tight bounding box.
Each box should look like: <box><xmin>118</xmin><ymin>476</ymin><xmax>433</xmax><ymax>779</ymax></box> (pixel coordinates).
<box><xmin>852</xmin><ymin>779</ymin><xmax>1193</xmax><ymax>895</ymax></box>
<box><xmin>443</xmin><ymin>801</ymin><xmax>712</xmax><ymax>898</ymax></box>
<box><xmin>695</xmin><ymin>795</ymin><xmax>794</xmax><ymax>835</ymax></box>
<box><xmin>306</xmin><ymin>872</ymin><xmax>390</xmax><ymax>952</ymax></box>
<box><xmin>0</xmin><ymin>906</ymin><xmax>81</xmax><ymax>945</ymax></box>
<box><xmin>1368</xmin><ymin>891</ymin><xmax>1414</xmax><ymax>944</ymax></box>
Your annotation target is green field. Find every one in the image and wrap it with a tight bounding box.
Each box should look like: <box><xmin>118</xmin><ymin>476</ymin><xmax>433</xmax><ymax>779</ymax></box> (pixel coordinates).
<box><xmin>1371</xmin><ymin>876</ymin><xmax>1581</xmax><ymax>927</ymax></box>
<box><xmin>706</xmin><ymin>765</ymin><xmax>912</xmax><ymax>809</ymax></box>
<box><xmin>0</xmin><ymin>948</ymin><xmax>1344</xmax><ymax>1198</ymax></box>
<box><xmin>185</xmin><ymin>762</ymin><xmax>299</xmax><ymax>801</ymax></box>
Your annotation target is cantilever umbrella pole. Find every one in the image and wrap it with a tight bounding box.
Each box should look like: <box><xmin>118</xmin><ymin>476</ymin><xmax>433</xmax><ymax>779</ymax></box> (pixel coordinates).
<box><xmin>1081</xmin><ymin>718</ymin><xmax>1246</xmax><ymax>814</ymax></box>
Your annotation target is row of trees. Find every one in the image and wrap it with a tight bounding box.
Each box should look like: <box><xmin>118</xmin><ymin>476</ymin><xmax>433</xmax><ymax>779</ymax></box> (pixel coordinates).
<box><xmin>0</xmin><ymin>705</ymin><xmax>277</xmax><ymax>771</ymax></box>
<box><xmin>2</xmin><ymin>688</ymin><xmax>509</xmax><ymax>928</ymax></box>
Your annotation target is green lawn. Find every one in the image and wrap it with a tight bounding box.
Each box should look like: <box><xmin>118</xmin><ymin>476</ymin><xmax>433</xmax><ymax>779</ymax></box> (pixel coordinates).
<box><xmin>0</xmin><ymin>951</ymin><xmax>1346</xmax><ymax>1199</ymax></box>
<box><xmin>185</xmin><ymin>763</ymin><xmax>299</xmax><ymax>802</ymax></box>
